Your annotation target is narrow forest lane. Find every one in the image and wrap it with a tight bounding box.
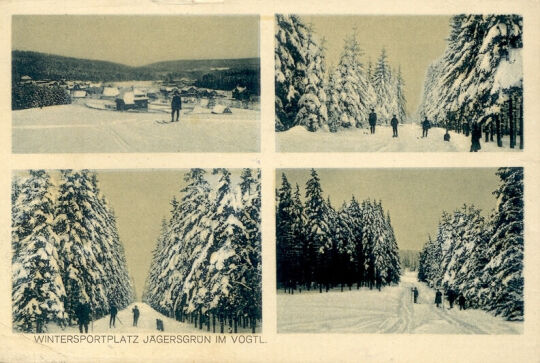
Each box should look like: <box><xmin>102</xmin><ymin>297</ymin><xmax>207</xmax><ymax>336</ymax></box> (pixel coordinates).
<box><xmin>277</xmin><ymin>271</ymin><xmax>522</xmax><ymax>334</ymax></box>
<box><xmin>277</xmin><ymin>123</ymin><xmax>520</xmax><ymax>152</ymax></box>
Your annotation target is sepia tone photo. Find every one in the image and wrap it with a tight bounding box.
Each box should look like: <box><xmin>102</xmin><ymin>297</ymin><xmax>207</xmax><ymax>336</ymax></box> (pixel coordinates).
<box><xmin>275</xmin><ymin>15</ymin><xmax>523</xmax><ymax>152</ymax></box>
<box><xmin>12</xmin><ymin>168</ymin><xmax>261</xmax><ymax>334</ymax></box>
<box><xmin>276</xmin><ymin>168</ymin><xmax>523</xmax><ymax>333</ymax></box>
<box><xmin>12</xmin><ymin>15</ymin><xmax>260</xmax><ymax>153</ymax></box>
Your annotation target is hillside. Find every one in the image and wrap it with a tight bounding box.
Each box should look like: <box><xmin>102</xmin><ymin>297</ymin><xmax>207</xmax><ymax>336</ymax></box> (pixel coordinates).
<box><xmin>12</xmin><ymin>50</ymin><xmax>259</xmax><ymax>90</ymax></box>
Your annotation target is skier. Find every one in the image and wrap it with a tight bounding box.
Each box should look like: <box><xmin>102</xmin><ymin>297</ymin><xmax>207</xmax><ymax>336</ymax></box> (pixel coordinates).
<box><xmin>132</xmin><ymin>305</ymin><xmax>140</xmax><ymax>327</ymax></box>
<box><xmin>171</xmin><ymin>90</ymin><xmax>182</xmax><ymax>122</ymax></box>
<box><xmin>390</xmin><ymin>114</ymin><xmax>399</xmax><ymax>137</ymax></box>
<box><xmin>444</xmin><ymin>131</ymin><xmax>451</xmax><ymax>141</ymax></box>
<box><xmin>109</xmin><ymin>303</ymin><xmax>118</xmax><ymax>328</ymax></box>
<box><xmin>434</xmin><ymin>289</ymin><xmax>442</xmax><ymax>308</ymax></box>
<box><xmin>422</xmin><ymin>117</ymin><xmax>431</xmax><ymax>138</ymax></box>
<box><xmin>75</xmin><ymin>300</ymin><xmax>91</xmax><ymax>333</ymax></box>
<box><xmin>369</xmin><ymin>108</ymin><xmax>377</xmax><ymax>134</ymax></box>
<box><xmin>470</xmin><ymin>121</ymin><xmax>482</xmax><ymax>152</ymax></box>
<box><xmin>413</xmin><ymin>287</ymin><xmax>419</xmax><ymax>303</ymax></box>
<box><xmin>458</xmin><ymin>294</ymin><xmax>466</xmax><ymax>310</ymax></box>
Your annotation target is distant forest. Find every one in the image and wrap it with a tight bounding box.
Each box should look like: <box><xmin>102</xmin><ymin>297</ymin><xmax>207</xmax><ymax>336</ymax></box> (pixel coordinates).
<box><xmin>12</xmin><ymin>51</ymin><xmax>260</xmax><ymax>93</ymax></box>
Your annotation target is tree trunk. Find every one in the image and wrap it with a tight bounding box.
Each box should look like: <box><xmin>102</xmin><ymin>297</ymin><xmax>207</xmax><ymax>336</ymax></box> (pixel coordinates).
<box><xmin>212</xmin><ymin>314</ymin><xmax>216</xmax><ymax>333</ymax></box>
<box><xmin>220</xmin><ymin>316</ymin><xmax>224</xmax><ymax>333</ymax></box>
<box><xmin>519</xmin><ymin>95</ymin><xmax>524</xmax><ymax>149</ymax></box>
<box><xmin>233</xmin><ymin>317</ymin><xmax>238</xmax><ymax>334</ymax></box>
<box><xmin>251</xmin><ymin>317</ymin><xmax>256</xmax><ymax>333</ymax></box>
<box><xmin>509</xmin><ymin>97</ymin><xmax>515</xmax><ymax>148</ymax></box>
<box><xmin>496</xmin><ymin>115</ymin><xmax>502</xmax><ymax>147</ymax></box>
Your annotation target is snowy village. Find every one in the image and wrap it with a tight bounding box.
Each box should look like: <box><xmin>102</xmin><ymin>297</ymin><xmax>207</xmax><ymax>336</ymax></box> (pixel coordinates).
<box><xmin>276</xmin><ymin>168</ymin><xmax>523</xmax><ymax>334</ymax></box>
<box><xmin>275</xmin><ymin>15</ymin><xmax>523</xmax><ymax>152</ymax></box>
<box><xmin>12</xmin><ymin>169</ymin><xmax>261</xmax><ymax>334</ymax></box>
<box><xmin>11</xmin><ymin>16</ymin><xmax>260</xmax><ymax>153</ymax></box>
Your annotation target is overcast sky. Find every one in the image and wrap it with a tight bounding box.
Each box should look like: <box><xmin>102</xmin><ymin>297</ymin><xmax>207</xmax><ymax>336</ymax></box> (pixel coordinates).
<box><xmin>12</xmin><ymin>15</ymin><xmax>259</xmax><ymax>66</ymax></box>
<box><xmin>278</xmin><ymin>168</ymin><xmax>500</xmax><ymax>252</ymax></box>
<box><xmin>302</xmin><ymin>15</ymin><xmax>452</xmax><ymax>115</ymax></box>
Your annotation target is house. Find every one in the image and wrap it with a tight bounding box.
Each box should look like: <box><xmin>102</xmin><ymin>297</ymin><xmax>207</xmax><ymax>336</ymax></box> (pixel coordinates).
<box><xmin>232</xmin><ymin>85</ymin><xmax>250</xmax><ymax>100</ymax></box>
<box><xmin>115</xmin><ymin>90</ymin><xmax>148</xmax><ymax>111</ymax></box>
<box><xmin>20</xmin><ymin>75</ymin><xmax>33</xmax><ymax>84</ymax></box>
<box><xmin>102</xmin><ymin>86</ymin><xmax>120</xmax><ymax>99</ymax></box>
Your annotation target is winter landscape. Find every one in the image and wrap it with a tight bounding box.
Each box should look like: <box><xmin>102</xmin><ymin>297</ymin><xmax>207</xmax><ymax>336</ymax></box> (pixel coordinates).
<box><xmin>12</xmin><ymin>16</ymin><xmax>260</xmax><ymax>153</ymax></box>
<box><xmin>275</xmin><ymin>15</ymin><xmax>523</xmax><ymax>152</ymax></box>
<box><xmin>12</xmin><ymin>168</ymin><xmax>261</xmax><ymax>334</ymax></box>
<box><xmin>276</xmin><ymin>168</ymin><xmax>523</xmax><ymax>333</ymax></box>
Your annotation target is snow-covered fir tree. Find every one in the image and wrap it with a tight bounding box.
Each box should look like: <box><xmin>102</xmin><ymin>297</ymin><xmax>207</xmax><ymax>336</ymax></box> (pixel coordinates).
<box><xmin>418</xmin><ymin>15</ymin><xmax>522</xmax><ymax>132</ymax></box>
<box><xmin>276</xmin><ymin>170</ymin><xmax>401</xmax><ymax>293</ymax></box>
<box><xmin>54</xmin><ymin>170</ymin><xmax>133</xmax><ymax>323</ymax></box>
<box><xmin>418</xmin><ymin>168</ymin><xmax>524</xmax><ymax>320</ymax></box>
<box><xmin>326</xmin><ymin>33</ymin><xmax>373</xmax><ymax>131</ymax></box>
<box><xmin>12</xmin><ymin>170</ymin><xmax>133</xmax><ymax>332</ymax></box>
<box><xmin>372</xmin><ymin>48</ymin><xmax>394</xmax><ymax>122</ymax></box>
<box><xmin>294</xmin><ymin>31</ymin><xmax>328</xmax><ymax>132</ymax></box>
<box><xmin>12</xmin><ymin>170</ymin><xmax>66</xmax><ymax>333</ymax></box>
<box><xmin>144</xmin><ymin>169</ymin><xmax>262</xmax><ymax>333</ymax></box>
<box><xmin>275</xmin><ymin>15</ymin><xmax>310</xmax><ymax>131</ymax></box>
<box><xmin>481</xmin><ymin>167</ymin><xmax>523</xmax><ymax>320</ymax></box>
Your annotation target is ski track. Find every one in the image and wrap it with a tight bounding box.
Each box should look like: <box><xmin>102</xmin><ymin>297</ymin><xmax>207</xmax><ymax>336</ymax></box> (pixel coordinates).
<box><xmin>277</xmin><ymin>271</ymin><xmax>522</xmax><ymax>334</ymax></box>
<box><xmin>12</xmin><ymin>104</ymin><xmax>259</xmax><ymax>153</ymax></box>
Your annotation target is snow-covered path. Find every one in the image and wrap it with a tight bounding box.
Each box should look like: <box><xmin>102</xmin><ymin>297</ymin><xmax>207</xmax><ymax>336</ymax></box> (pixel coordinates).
<box><xmin>12</xmin><ymin>104</ymin><xmax>260</xmax><ymax>153</ymax></box>
<box><xmin>49</xmin><ymin>303</ymin><xmax>260</xmax><ymax>334</ymax></box>
<box><xmin>277</xmin><ymin>271</ymin><xmax>522</xmax><ymax>334</ymax></box>
<box><xmin>276</xmin><ymin>124</ymin><xmax>521</xmax><ymax>152</ymax></box>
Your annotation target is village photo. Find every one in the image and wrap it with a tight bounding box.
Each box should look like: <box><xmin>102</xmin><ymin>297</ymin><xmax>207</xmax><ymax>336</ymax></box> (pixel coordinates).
<box><xmin>12</xmin><ymin>15</ymin><xmax>260</xmax><ymax>153</ymax></box>
<box><xmin>12</xmin><ymin>168</ymin><xmax>262</xmax><ymax>334</ymax></box>
<box><xmin>275</xmin><ymin>15</ymin><xmax>523</xmax><ymax>152</ymax></box>
<box><xmin>276</xmin><ymin>168</ymin><xmax>523</xmax><ymax>333</ymax></box>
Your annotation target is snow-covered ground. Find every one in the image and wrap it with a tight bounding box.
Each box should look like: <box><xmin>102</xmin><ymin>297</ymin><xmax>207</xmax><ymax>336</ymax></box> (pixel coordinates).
<box><xmin>277</xmin><ymin>271</ymin><xmax>522</xmax><ymax>334</ymax></box>
<box><xmin>48</xmin><ymin>303</ymin><xmax>260</xmax><ymax>334</ymax></box>
<box><xmin>276</xmin><ymin>124</ymin><xmax>521</xmax><ymax>152</ymax></box>
<box><xmin>12</xmin><ymin>104</ymin><xmax>260</xmax><ymax>153</ymax></box>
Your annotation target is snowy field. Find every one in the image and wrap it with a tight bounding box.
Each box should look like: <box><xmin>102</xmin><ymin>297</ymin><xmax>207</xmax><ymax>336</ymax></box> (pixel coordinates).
<box><xmin>277</xmin><ymin>271</ymin><xmax>522</xmax><ymax>334</ymax></box>
<box><xmin>47</xmin><ymin>303</ymin><xmax>260</xmax><ymax>334</ymax></box>
<box><xmin>277</xmin><ymin>124</ymin><xmax>521</xmax><ymax>152</ymax></box>
<box><xmin>12</xmin><ymin>104</ymin><xmax>260</xmax><ymax>153</ymax></box>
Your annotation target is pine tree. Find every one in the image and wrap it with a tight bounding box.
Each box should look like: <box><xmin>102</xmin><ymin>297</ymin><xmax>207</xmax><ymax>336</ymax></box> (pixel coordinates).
<box><xmin>294</xmin><ymin>31</ymin><xmax>328</xmax><ymax>131</ymax></box>
<box><xmin>482</xmin><ymin>167</ymin><xmax>523</xmax><ymax>320</ymax></box>
<box><xmin>326</xmin><ymin>32</ymin><xmax>373</xmax><ymax>131</ymax></box>
<box><xmin>275</xmin><ymin>15</ymin><xmax>310</xmax><ymax>131</ymax></box>
<box><xmin>12</xmin><ymin>170</ymin><xmax>67</xmax><ymax>332</ymax></box>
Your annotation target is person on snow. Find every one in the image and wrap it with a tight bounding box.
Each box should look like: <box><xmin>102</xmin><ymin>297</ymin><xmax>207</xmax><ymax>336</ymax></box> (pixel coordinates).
<box><xmin>446</xmin><ymin>289</ymin><xmax>456</xmax><ymax>309</ymax></box>
<box><xmin>458</xmin><ymin>294</ymin><xmax>466</xmax><ymax>310</ymax></box>
<box><xmin>369</xmin><ymin>108</ymin><xmax>377</xmax><ymax>134</ymax></box>
<box><xmin>171</xmin><ymin>90</ymin><xmax>182</xmax><ymax>122</ymax></box>
<box><xmin>434</xmin><ymin>289</ymin><xmax>442</xmax><ymax>308</ymax></box>
<box><xmin>413</xmin><ymin>287</ymin><xmax>419</xmax><ymax>303</ymax></box>
<box><xmin>75</xmin><ymin>300</ymin><xmax>91</xmax><ymax>333</ymax></box>
<box><xmin>391</xmin><ymin>114</ymin><xmax>399</xmax><ymax>137</ymax></box>
<box><xmin>132</xmin><ymin>305</ymin><xmax>140</xmax><ymax>327</ymax></box>
<box><xmin>470</xmin><ymin>121</ymin><xmax>482</xmax><ymax>152</ymax></box>
<box><xmin>422</xmin><ymin>117</ymin><xmax>431</xmax><ymax>138</ymax></box>
<box><xmin>109</xmin><ymin>303</ymin><xmax>118</xmax><ymax>328</ymax></box>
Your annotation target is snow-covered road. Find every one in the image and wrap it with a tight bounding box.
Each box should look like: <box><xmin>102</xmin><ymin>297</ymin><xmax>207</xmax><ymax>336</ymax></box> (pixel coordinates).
<box><xmin>277</xmin><ymin>271</ymin><xmax>522</xmax><ymax>334</ymax></box>
<box><xmin>12</xmin><ymin>104</ymin><xmax>260</xmax><ymax>153</ymax></box>
<box><xmin>277</xmin><ymin>124</ymin><xmax>521</xmax><ymax>152</ymax></box>
<box><xmin>49</xmin><ymin>303</ymin><xmax>260</xmax><ymax>334</ymax></box>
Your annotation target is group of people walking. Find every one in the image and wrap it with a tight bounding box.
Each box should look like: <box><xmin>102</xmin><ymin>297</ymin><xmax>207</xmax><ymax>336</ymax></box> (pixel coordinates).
<box><xmin>74</xmin><ymin>300</ymin><xmax>141</xmax><ymax>333</ymax></box>
<box><xmin>434</xmin><ymin>289</ymin><xmax>467</xmax><ymax>310</ymax></box>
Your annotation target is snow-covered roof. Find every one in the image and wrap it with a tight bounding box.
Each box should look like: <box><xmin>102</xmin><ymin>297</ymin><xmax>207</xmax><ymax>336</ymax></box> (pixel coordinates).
<box><xmin>103</xmin><ymin>87</ymin><xmax>120</xmax><ymax>97</ymax></box>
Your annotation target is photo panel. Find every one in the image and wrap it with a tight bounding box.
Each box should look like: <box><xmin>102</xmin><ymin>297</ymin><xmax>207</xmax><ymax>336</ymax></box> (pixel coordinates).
<box><xmin>11</xmin><ymin>168</ymin><xmax>261</xmax><ymax>334</ymax></box>
<box><xmin>275</xmin><ymin>168</ymin><xmax>523</xmax><ymax>334</ymax></box>
<box><xmin>12</xmin><ymin>15</ymin><xmax>260</xmax><ymax>153</ymax></box>
<box><xmin>275</xmin><ymin>15</ymin><xmax>523</xmax><ymax>153</ymax></box>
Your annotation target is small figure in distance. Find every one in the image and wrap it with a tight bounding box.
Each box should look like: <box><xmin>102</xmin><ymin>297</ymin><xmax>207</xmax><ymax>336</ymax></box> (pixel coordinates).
<box><xmin>369</xmin><ymin>108</ymin><xmax>377</xmax><ymax>134</ymax></box>
<box><xmin>391</xmin><ymin>114</ymin><xmax>399</xmax><ymax>138</ymax></box>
